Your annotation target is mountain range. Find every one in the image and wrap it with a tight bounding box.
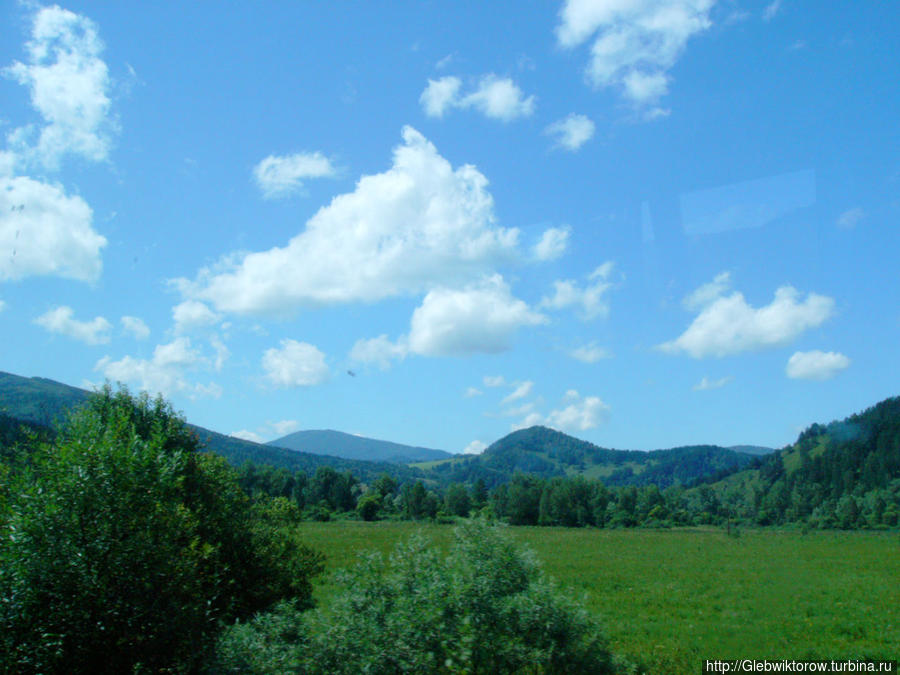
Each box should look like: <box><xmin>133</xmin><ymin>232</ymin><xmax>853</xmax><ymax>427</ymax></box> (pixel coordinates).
<box><xmin>268</xmin><ymin>429</ymin><xmax>452</xmax><ymax>464</ymax></box>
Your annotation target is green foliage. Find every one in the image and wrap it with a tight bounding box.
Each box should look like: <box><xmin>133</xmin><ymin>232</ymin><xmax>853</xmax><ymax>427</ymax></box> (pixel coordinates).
<box><xmin>0</xmin><ymin>385</ymin><xmax>323</xmax><ymax>674</ymax></box>
<box><xmin>215</xmin><ymin>521</ymin><xmax>614</xmax><ymax>674</ymax></box>
<box><xmin>355</xmin><ymin>492</ymin><xmax>382</xmax><ymax>521</ymax></box>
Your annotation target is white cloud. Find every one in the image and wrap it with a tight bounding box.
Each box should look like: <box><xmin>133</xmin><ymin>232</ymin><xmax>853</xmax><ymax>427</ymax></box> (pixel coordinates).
<box><xmin>462</xmin><ymin>440</ymin><xmax>488</xmax><ymax>455</ymax></box>
<box><xmin>173</xmin><ymin>300</ymin><xmax>220</xmax><ymax>333</ymax></box>
<box><xmin>683</xmin><ymin>271</ymin><xmax>731</xmax><ymax>311</ymax></box>
<box><xmin>762</xmin><ymin>0</ymin><xmax>782</xmax><ymax>21</ymax></box>
<box><xmin>4</xmin><ymin>5</ymin><xmax>113</xmax><ymax>169</ymax></box>
<box><xmin>210</xmin><ymin>334</ymin><xmax>229</xmax><ymax>371</ymax></box>
<box><xmin>464</xmin><ymin>387</ymin><xmax>482</xmax><ymax>397</ymax></box>
<box><xmin>502</xmin><ymin>380</ymin><xmax>534</xmax><ymax>404</ymax></box>
<box><xmin>532</xmin><ymin>225</ymin><xmax>571</xmax><ymax>261</ymax></box>
<box><xmin>546</xmin><ymin>395</ymin><xmax>610</xmax><ymax>432</ymax></box>
<box><xmin>692</xmin><ymin>375</ymin><xmax>732</xmax><ymax>390</ymax></box>
<box><xmin>420</xmin><ymin>75</ymin><xmax>535</xmax><ymax>121</ymax></box>
<box><xmin>540</xmin><ymin>262</ymin><xmax>616</xmax><ymax>320</ymax></box>
<box><xmin>0</xmin><ymin>298</ymin><xmax>5</xmax><ymax>312</ymax></box>
<box><xmin>178</xmin><ymin>127</ymin><xmax>518</xmax><ymax>315</ymax></box>
<box><xmin>513</xmin><ymin>390</ymin><xmax>610</xmax><ymax>433</ymax></box>
<box><xmin>252</xmin><ymin>152</ymin><xmax>336</xmax><ymax>199</ymax></box>
<box><xmin>786</xmin><ymin>350</ymin><xmax>850</xmax><ymax>381</ymax></box>
<box><xmin>35</xmin><ymin>306</ymin><xmax>111</xmax><ymax>344</ymax></box>
<box><xmin>231</xmin><ymin>429</ymin><xmax>264</xmax><ymax>443</ymax></box>
<box><xmin>420</xmin><ymin>76</ymin><xmax>462</xmax><ymax>117</ymax></box>
<box><xmin>483</xmin><ymin>375</ymin><xmax>506</xmax><ymax>387</ymax></box>
<box><xmin>269</xmin><ymin>419</ymin><xmax>300</xmax><ymax>436</ymax></box>
<box><xmin>435</xmin><ymin>54</ymin><xmax>455</xmax><ymax>70</ymax></box>
<box><xmin>262</xmin><ymin>339</ymin><xmax>329</xmax><ymax>387</ymax></box>
<box><xmin>836</xmin><ymin>207</ymin><xmax>864</xmax><ymax>229</ymax></box>
<box><xmin>408</xmin><ymin>275</ymin><xmax>547</xmax><ymax>356</ymax></box>
<box><xmin>349</xmin><ymin>334</ymin><xmax>408</xmax><ymax>369</ymax></box>
<box><xmin>556</xmin><ymin>0</ymin><xmax>715</xmax><ymax>108</ymax></box>
<box><xmin>659</xmin><ymin>276</ymin><xmax>835</xmax><ymax>358</ymax></box>
<box><xmin>545</xmin><ymin>113</ymin><xmax>595</xmax><ymax>151</ymax></box>
<box><xmin>460</xmin><ymin>75</ymin><xmax>535</xmax><ymax>121</ymax></box>
<box><xmin>569</xmin><ymin>342</ymin><xmax>611</xmax><ymax>363</ymax></box>
<box><xmin>95</xmin><ymin>337</ymin><xmax>220</xmax><ymax>399</ymax></box>
<box><xmin>0</xmin><ymin>176</ymin><xmax>106</xmax><ymax>282</ymax></box>
<box><xmin>120</xmin><ymin>315</ymin><xmax>150</xmax><ymax>340</ymax></box>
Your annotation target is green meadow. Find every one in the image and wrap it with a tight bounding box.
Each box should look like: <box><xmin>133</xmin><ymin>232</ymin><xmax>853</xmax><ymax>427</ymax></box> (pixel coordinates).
<box><xmin>295</xmin><ymin>522</ymin><xmax>899</xmax><ymax>674</ymax></box>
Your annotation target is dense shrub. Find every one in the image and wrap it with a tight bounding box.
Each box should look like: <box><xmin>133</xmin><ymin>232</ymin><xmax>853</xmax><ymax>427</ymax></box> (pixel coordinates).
<box><xmin>214</xmin><ymin>520</ymin><xmax>614</xmax><ymax>674</ymax></box>
<box><xmin>0</xmin><ymin>386</ymin><xmax>322</xmax><ymax>674</ymax></box>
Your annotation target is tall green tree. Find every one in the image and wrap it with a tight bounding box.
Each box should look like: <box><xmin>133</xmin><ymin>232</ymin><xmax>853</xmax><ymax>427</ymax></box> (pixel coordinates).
<box><xmin>0</xmin><ymin>386</ymin><xmax>322</xmax><ymax>674</ymax></box>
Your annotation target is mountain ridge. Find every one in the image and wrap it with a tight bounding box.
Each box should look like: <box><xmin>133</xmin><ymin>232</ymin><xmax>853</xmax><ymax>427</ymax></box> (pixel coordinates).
<box><xmin>268</xmin><ymin>428</ymin><xmax>452</xmax><ymax>464</ymax></box>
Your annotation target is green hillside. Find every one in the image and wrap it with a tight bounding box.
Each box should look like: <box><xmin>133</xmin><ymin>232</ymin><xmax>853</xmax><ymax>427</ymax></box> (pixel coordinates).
<box><xmin>423</xmin><ymin>425</ymin><xmax>759</xmax><ymax>489</ymax></box>
<box><xmin>697</xmin><ymin>396</ymin><xmax>900</xmax><ymax>527</ymax></box>
<box><xmin>0</xmin><ymin>371</ymin><xmax>423</xmax><ymax>485</ymax></box>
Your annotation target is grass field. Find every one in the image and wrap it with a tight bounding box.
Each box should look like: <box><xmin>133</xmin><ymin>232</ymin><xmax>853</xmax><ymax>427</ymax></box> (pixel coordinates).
<box><xmin>295</xmin><ymin>521</ymin><xmax>899</xmax><ymax>674</ymax></box>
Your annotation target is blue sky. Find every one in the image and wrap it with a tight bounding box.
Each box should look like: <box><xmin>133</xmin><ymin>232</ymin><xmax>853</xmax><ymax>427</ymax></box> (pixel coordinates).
<box><xmin>1</xmin><ymin>1</ymin><xmax>898</xmax><ymax>454</ymax></box>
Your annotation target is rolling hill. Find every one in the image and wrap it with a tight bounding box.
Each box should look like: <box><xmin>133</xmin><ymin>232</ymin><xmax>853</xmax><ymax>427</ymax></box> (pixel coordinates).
<box><xmin>421</xmin><ymin>425</ymin><xmax>761</xmax><ymax>488</ymax></box>
<box><xmin>0</xmin><ymin>371</ymin><xmax>423</xmax><ymax>484</ymax></box>
<box><xmin>268</xmin><ymin>429</ymin><xmax>452</xmax><ymax>464</ymax></box>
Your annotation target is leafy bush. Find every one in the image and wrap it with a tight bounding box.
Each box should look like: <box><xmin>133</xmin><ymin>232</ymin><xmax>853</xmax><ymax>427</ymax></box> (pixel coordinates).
<box><xmin>0</xmin><ymin>386</ymin><xmax>322</xmax><ymax>674</ymax></box>
<box><xmin>214</xmin><ymin>520</ymin><xmax>613</xmax><ymax>674</ymax></box>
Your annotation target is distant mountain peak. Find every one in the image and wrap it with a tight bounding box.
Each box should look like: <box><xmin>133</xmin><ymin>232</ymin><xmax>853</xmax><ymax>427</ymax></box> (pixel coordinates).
<box><xmin>268</xmin><ymin>428</ymin><xmax>452</xmax><ymax>465</ymax></box>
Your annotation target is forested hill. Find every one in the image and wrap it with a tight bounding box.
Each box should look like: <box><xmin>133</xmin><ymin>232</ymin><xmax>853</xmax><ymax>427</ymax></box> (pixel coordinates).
<box><xmin>0</xmin><ymin>371</ymin><xmax>423</xmax><ymax>485</ymax></box>
<box><xmin>269</xmin><ymin>429</ymin><xmax>452</xmax><ymax>464</ymax></box>
<box><xmin>699</xmin><ymin>396</ymin><xmax>900</xmax><ymax>527</ymax></box>
<box><xmin>422</xmin><ymin>425</ymin><xmax>761</xmax><ymax>488</ymax></box>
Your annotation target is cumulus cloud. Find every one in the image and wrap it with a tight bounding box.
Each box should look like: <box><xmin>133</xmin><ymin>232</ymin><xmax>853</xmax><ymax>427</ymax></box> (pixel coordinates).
<box><xmin>4</xmin><ymin>5</ymin><xmax>113</xmax><ymax>169</ymax></box>
<box><xmin>253</xmin><ymin>152</ymin><xmax>336</xmax><ymax>199</ymax></box>
<box><xmin>502</xmin><ymin>380</ymin><xmax>534</xmax><ymax>404</ymax></box>
<box><xmin>0</xmin><ymin>176</ymin><xmax>106</xmax><ymax>282</ymax></box>
<box><xmin>262</xmin><ymin>339</ymin><xmax>329</xmax><ymax>387</ymax></box>
<box><xmin>420</xmin><ymin>75</ymin><xmax>535</xmax><ymax>121</ymax></box>
<box><xmin>231</xmin><ymin>429</ymin><xmax>264</xmax><ymax>443</ymax></box>
<box><xmin>532</xmin><ymin>225</ymin><xmax>571</xmax><ymax>261</ymax></box>
<box><xmin>786</xmin><ymin>350</ymin><xmax>850</xmax><ymax>381</ymax></box>
<box><xmin>0</xmin><ymin>298</ymin><xmax>5</xmax><ymax>312</ymax></box>
<box><xmin>540</xmin><ymin>262</ymin><xmax>616</xmax><ymax>320</ymax></box>
<box><xmin>349</xmin><ymin>334</ymin><xmax>408</xmax><ymax>369</ymax></box>
<box><xmin>95</xmin><ymin>337</ymin><xmax>221</xmax><ymax>399</ymax></box>
<box><xmin>460</xmin><ymin>75</ymin><xmax>535</xmax><ymax>121</ymax></box>
<box><xmin>483</xmin><ymin>375</ymin><xmax>507</xmax><ymax>387</ymax></box>
<box><xmin>173</xmin><ymin>299</ymin><xmax>220</xmax><ymax>333</ymax></box>
<box><xmin>420</xmin><ymin>76</ymin><xmax>462</xmax><ymax>117</ymax></box>
<box><xmin>269</xmin><ymin>419</ymin><xmax>300</xmax><ymax>436</ymax></box>
<box><xmin>692</xmin><ymin>375</ymin><xmax>732</xmax><ymax>390</ymax></box>
<box><xmin>545</xmin><ymin>113</ymin><xmax>596</xmax><ymax>151</ymax></box>
<box><xmin>683</xmin><ymin>271</ymin><xmax>732</xmax><ymax>311</ymax></box>
<box><xmin>659</xmin><ymin>275</ymin><xmax>835</xmax><ymax>358</ymax></box>
<box><xmin>120</xmin><ymin>315</ymin><xmax>150</xmax><ymax>340</ymax></box>
<box><xmin>462</xmin><ymin>440</ymin><xmax>488</xmax><ymax>455</ymax></box>
<box><xmin>836</xmin><ymin>207</ymin><xmax>864</xmax><ymax>229</ymax></box>
<box><xmin>464</xmin><ymin>387</ymin><xmax>482</xmax><ymax>397</ymax></box>
<box><xmin>556</xmin><ymin>0</ymin><xmax>715</xmax><ymax>111</ymax></box>
<box><xmin>569</xmin><ymin>342</ymin><xmax>611</xmax><ymax>363</ymax></box>
<box><xmin>177</xmin><ymin>127</ymin><xmax>518</xmax><ymax>315</ymax></box>
<box><xmin>408</xmin><ymin>275</ymin><xmax>547</xmax><ymax>356</ymax></box>
<box><xmin>514</xmin><ymin>390</ymin><xmax>610</xmax><ymax>433</ymax></box>
<box><xmin>34</xmin><ymin>305</ymin><xmax>111</xmax><ymax>344</ymax></box>
<box><xmin>546</xmin><ymin>395</ymin><xmax>610</xmax><ymax>432</ymax></box>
